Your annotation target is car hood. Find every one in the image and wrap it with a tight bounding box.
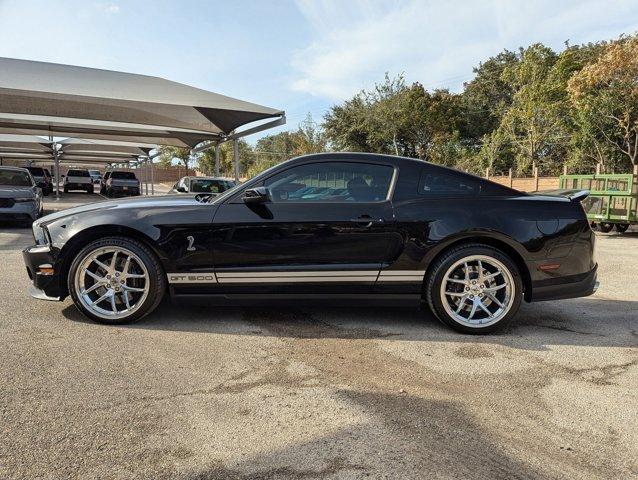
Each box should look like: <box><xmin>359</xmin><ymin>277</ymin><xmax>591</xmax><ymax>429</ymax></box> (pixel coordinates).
<box><xmin>35</xmin><ymin>194</ymin><xmax>202</xmax><ymax>226</ymax></box>
<box><xmin>0</xmin><ymin>186</ymin><xmax>35</xmax><ymax>197</ymax></box>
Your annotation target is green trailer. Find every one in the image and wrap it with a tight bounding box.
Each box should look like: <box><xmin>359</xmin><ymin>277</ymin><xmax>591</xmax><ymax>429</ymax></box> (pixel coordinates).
<box><xmin>559</xmin><ymin>173</ymin><xmax>637</xmax><ymax>233</ymax></box>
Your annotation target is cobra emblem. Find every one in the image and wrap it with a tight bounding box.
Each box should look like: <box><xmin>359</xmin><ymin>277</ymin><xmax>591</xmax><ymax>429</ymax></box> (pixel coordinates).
<box><xmin>186</xmin><ymin>235</ymin><xmax>196</xmax><ymax>251</ymax></box>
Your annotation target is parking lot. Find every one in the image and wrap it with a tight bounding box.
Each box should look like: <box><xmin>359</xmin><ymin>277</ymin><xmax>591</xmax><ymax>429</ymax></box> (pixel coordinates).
<box><xmin>0</xmin><ymin>194</ymin><xmax>636</xmax><ymax>479</ymax></box>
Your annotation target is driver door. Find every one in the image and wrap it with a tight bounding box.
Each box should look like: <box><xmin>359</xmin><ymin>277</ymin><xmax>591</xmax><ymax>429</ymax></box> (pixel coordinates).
<box><xmin>210</xmin><ymin>160</ymin><xmax>402</xmax><ymax>294</ymax></box>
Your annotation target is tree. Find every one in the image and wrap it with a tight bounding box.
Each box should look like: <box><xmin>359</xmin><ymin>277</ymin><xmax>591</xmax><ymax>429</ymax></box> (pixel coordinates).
<box><xmin>496</xmin><ymin>44</ymin><xmax>570</xmax><ymax>175</ymax></box>
<box><xmin>323</xmin><ymin>74</ymin><xmax>463</xmax><ymax>161</ymax></box>
<box><xmin>568</xmin><ymin>36</ymin><xmax>638</xmax><ymax>170</ymax></box>
<box><xmin>462</xmin><ymin>50</ymin><xmax>519</xmax><ymax>141</ymax></box>
<box><xmin>157</xmin><ymin>146</ymin><xmax>193</xmax><ymax>170</ymax></box>
<box><xmin>198</xmin><ymin>139</ymin><xmax>255</xmax><ymax>177</ymax></box>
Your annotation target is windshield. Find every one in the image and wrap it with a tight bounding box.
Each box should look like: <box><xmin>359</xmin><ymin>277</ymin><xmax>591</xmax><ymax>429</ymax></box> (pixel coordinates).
<box><xmin>111</xmin><ymin>172</ymin><xmax>136</xmax><ymax>180</ymax></box>
<box><xmin>89</xmin><ymin>170</ymin><xmax>101</xmax><ymax>176</ymax></box>
<box><xmin>67</xmin><ymin>170</ymin><xmax>90</xmax><ymax>177</ymax></box>
<box><xmin>0</xmin><ymin>170</ymin><xmax>32</xmax><ymax>186</ymax></box>
<box><xmin>190</xmin><ymin>179</ymin><xmax>235</xmax><ymax>193</ymax></box>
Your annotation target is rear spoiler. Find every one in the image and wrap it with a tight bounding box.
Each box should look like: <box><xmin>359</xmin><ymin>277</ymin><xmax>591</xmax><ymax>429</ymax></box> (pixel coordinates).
<box><xmin>532</xmin><ymin>189</ymin><xmax>590</xmax><ymax>202</ymax></box>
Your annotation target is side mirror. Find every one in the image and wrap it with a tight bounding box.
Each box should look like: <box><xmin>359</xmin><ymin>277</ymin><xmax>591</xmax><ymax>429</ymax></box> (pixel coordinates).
<box><xmin>242</xmin><ymin>186</ymin><xmax>270</xmax><ymax>204</ymax></box>
<box><xmin>176</xmin><ymin>186</ymin><xmax>187</xmax><ymax>193</ymax></box>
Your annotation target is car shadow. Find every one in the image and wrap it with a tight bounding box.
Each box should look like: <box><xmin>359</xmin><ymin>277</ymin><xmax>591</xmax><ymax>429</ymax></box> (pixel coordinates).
<box><xmin>62</xmin><ymin>295</ymin><xmax>638</xmax><ymax>351</ymax></box>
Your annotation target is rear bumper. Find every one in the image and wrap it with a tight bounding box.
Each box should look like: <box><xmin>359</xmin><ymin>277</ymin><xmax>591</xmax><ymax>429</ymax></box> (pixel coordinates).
<box><xmin>0</xmin><ymin>202</ymin><xmax>39</xmax><ymax>221</ymax></box>
<box><xmin>22</xmin><ymin>244</ymin><xmax>65</xmax><ymax>300</ymax></box>
<box><xmin>109</xmin><ymin>185</ymin><xmax>140</xmax><ymax>195</ymax></box>
<box><xmin>530</xmin><ymin>264</ymin><xmax>598</xmax><ymax>302</ymax></box>
<box><xmin>65</xmin><ymin>183</ymin><xmax>92</xmax><ymax>190</ymax></box>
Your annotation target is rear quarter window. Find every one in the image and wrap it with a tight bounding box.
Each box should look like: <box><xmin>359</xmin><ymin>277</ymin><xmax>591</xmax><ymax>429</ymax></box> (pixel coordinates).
<box><xmin>418</xmin><ymin>170</ymin><xmax>480</xmax><ymax>196</ymax></box>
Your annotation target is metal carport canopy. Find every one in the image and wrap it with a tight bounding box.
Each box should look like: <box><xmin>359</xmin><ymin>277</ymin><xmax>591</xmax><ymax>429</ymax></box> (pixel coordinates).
<box><xmin>0</xmin><ymin>57</ymin><xmax>285</xmax><ymax>148</ymax></box>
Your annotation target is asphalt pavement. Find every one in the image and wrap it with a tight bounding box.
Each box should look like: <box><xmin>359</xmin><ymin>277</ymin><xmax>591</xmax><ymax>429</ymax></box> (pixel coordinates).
<box><xmin>0</xmin><ymin>193</ymin><xmax>636</xmax><ymax>479</ymax></box>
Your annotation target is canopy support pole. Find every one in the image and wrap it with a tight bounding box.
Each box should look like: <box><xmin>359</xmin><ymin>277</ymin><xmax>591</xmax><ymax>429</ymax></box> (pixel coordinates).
<box><xmin>215</xmin><ymin>144</ymin><xmax>220</xmax><ymax>177</ymax></box>
<box><xmin>144</xmin><ymin>159</ymin><xmax>149</xmax><ymax>195</ymax></box>
<box><xmin>233</xmin><ymin>139</ymin><xmax>240</xmax><ymax>182</ymax></box>
<box><xmin>150</xmin><ymin>157</ymin><xmax>154</xmax><ymax>195</ymax></box>
<box><xmin>50</xmin><ymin>136</ymin><xmax>60</xmax><ymax>200</ymax></box>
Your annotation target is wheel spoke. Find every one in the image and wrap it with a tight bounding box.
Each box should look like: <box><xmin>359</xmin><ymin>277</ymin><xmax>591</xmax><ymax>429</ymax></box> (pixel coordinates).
<box><xmin>478</xmin><ymin>260</ymin><xmax>484</xmax><ymax>282</ymax></box>
<box><xmin>85</xmin><ymin>269</ymin><xmax>104</xmax><ymax>282</ymax></box>
<box><xmin>125</xmin><ymin>273</ymin><xmax>146</xmax><ymax>279</ymax></box>
<box><xmin>445</xmin><ymin>291</ymin><xmax>465</xmax><ymax>297</ymax></box>
<box><xmin>93</xmin><ymin>258</ymin><xmax>110</xmax><ymax>271</ymax></box>
<box><xmin>81</xmin><ymin>282</ymin><xmax>102</xmax><ymax>295</ymax></box>
<box><xmin>455</xmin><ymin>296</ymin><xmax>467</xmax><ymax>313</ymax></box>
<box><xmin>486</xmin><ymin>292</ymin><xmax>504</xmax><ymax>308</ymax></box>
<box><xmin>110</xmin><ymin>251</ymin><xmax>118</xmax><ymax>270</ymax></box>
<box><xmin>447</xmin><ymin>278</ymin><xmax>466</xmax><ymax>285</ymax></box>
<box><xmin>477</xmin><ymin>299</ymin><xmax>492</xmax><ymax>317</ymax></box>
<box><xmin>483</xmin><ymin>270</ymin><xmax>502</xmax><ymax>281</ymax></box>
<box><xmin>468</xmin><ymin>300</ymin><xmax>478</xmax><ymax>319</ymax></box>
<box><xmin>123</xmin><ymin>291</ymin><xmax>131</xmax><ymax>309</ymax></box>
<box><xmin>123</xmin><ymin>285</ymin><xmax>145</xmax><ymax>292</ymax></box>
<box><xmin>484</xmin><ymin>283</ymin><xmax>506</xmax><ymax>293</ymax></box>
<box><xmin>122</xmin><ymin>255</ymin><xmax>131</xmax><ymax>274</ymax></box>
<box><xmin>463</xmin><ymin>262</ymin><xmax>470</xmax><ymax>282</ymax></box>
<box><xmin>110</xmin><ymin>294</ymin><xmax>117</xmax><ymax>313</ymax></box>
<box><xmin>91</xmin><ymin>291</ymin><xmax>111</xmax><ymax>306</ymax></box>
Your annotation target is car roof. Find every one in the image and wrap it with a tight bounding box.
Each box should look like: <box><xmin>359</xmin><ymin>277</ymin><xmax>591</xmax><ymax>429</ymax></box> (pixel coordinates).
<box><xmin>0</xmin><ymin>166</ymin><xmax>30</xmax><ymax>173</ymax></box>
<box><xmin>187</xmin><ymin>176</ymin><xmax>233</xmax><ymax>180</ymax></box>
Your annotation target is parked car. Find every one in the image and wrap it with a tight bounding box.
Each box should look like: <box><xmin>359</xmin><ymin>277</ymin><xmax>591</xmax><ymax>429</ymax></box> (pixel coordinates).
<box><xmin>88</xmin><ymin>169</ymin><xmax>102</xmax><ymax>185</ymax></box>
<box><xmin>63</xmin><ymin>169</ymin><xmax>94</xmax><ymax>194</ymax></box>
<box><xmin>25</xmin><ymin>166</ymin><xmax>53</xmax><ymax>195</ymax></box>
<box><xmin>22</xmin><ymin>153</ymin><xmax>598</xmax><ymax>333</ymax></box>
<box><xmin>170</xmin><ymin>176</ymin><xmax>236</xmax><ymax>196</ymax></box>
<box><xmin>0</xmin><ymin>166</ymin><xmax>43</xmax><ymax>225</ymax></box>
<box><xmin>101</xmin><ymin>171</ymin><xmax>140</xmax><ymax>197</ymax></box>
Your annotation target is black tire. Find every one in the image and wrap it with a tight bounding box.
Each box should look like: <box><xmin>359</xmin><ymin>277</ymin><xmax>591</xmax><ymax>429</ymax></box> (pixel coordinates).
<box><xmin>63</xmin><ymin>186</ymin><xmax>69</xmax><ymax>193</ymax></box>
<box><xmin>68</xmin><ymin>236</ymin><xmax>166</xmax><ymax>325</ymax></box>
<box><xmin>425</xmin><ymin>244</ymin><xmax>523</xmax><ymax>334</ymax></box>
<box><xmin>87</xmin><ymin>186</ymin><xmax>94</xmax><ymax>194</ymax></box>
<box><xmin>598</xmin><ymin>222</ymin><xmax>614</xmax><ymax>233</ymax></box>
<box><xmin>615</xmin><ymin>223</ymin><xmax>629</xmax><ymax>233</ymax></box>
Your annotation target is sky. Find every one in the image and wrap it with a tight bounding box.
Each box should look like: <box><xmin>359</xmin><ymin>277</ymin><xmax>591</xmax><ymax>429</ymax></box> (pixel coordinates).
<box><xmin>1</xmin><ymin>0</ymin><xmax>638</xmax><ymax>142</ymax></box>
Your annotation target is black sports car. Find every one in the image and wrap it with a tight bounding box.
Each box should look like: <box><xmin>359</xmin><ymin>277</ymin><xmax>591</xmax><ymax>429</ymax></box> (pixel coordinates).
<box><xmin>22</xmin><ymin>153</ymin><xmax>598</xmax><ymax>333</ymax></box>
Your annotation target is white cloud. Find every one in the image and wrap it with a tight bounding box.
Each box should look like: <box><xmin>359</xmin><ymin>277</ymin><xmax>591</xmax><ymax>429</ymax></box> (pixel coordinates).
<box><xmin>291</xmin><ymin>0</ymin><xmax>638</xmax><ymax>100</ymax></box>
<box><xmin>99</xmin><ymin>2</ymin><xmax>120</xmax><ymax>14</ymax></box>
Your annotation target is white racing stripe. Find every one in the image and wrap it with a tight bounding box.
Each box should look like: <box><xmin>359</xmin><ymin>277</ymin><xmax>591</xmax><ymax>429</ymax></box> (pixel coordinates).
<box><xmin>167</xmin><ymin>270</ymin><xmax>425</xmax><ymax>284</ymax></box>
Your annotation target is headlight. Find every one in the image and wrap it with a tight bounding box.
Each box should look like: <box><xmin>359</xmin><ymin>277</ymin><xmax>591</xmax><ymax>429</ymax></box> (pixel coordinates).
<box><xmin>14</xmin><ymin>197</ymin><xmax>36</xmax><ymax>203</ymax></box>
<box><xmin>32</xmin><ymin>224</ymin><xmax>50</xmax><ymax>245</ymax></box>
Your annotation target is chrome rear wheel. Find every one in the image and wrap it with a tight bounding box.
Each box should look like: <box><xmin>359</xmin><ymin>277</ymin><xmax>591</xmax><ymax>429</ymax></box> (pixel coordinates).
<box><xmin>439</xmin><ymin>255</ymin><xmax>515</xmax><ymax>328</ymax></box>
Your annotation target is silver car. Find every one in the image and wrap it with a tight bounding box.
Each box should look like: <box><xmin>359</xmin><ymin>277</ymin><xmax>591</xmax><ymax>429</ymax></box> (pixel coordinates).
<box><xmin>170</xmin><ymin>176</ymin><xmax>237</xmax><ymax>196</ymax></box>
<box><xmin>0</xmin><ymin>167</ymin><xmax>43</xmax><ymax>225</ymax></box>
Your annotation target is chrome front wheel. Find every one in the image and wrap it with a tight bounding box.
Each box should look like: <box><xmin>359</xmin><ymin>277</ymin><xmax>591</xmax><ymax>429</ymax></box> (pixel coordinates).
<box><xmin>69</xmin><ymin>237</ymin><xmax>166</xmax><ymax>324</ymax></box>
<box><xmin>74</xmin><ymin>246</ymin><xmax>150</xmax><ymax>320</ymax></box>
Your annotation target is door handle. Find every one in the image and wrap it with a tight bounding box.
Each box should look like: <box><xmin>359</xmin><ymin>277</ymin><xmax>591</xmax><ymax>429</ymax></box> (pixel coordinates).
<box><xmin>350</xmin><ymin>215</ymin><xmax>384</xmax><ymax>227</ymax></box>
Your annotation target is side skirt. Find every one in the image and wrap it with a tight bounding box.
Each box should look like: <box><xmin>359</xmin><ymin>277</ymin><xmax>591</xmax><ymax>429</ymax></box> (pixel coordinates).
<box><xmin>169</xmin><ymin>291</ymin><xmax>423</xmax><ymax>308</ymax></box>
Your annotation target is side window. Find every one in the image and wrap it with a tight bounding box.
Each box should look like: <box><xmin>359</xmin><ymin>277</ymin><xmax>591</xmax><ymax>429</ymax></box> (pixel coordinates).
<box><xmin>264</xmin><ymin>162</ymin><xmax>394</xmax><ymax>203</ymax></box>
<box><xmin>418</xmin><ymin>169</ymin><xmax>479</xmax><ymax>196</ymax></box>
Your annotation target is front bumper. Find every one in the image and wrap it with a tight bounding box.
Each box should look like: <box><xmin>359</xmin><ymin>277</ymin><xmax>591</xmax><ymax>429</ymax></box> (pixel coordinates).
<box><xmin>22</xmin><ymin>244</ymin><xmax>65</xmax><ymax>300</ymax></box>
<box><xmin>531</xmin><ymin>264</ymin><xmax>598</xmax><ymax>302</ymax></box>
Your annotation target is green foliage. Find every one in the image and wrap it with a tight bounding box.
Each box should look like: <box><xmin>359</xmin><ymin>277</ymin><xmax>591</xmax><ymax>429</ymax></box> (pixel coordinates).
<box><xmin>191</xmin><ymin>34</ymin><xmax>638</xmax><ymax>180</ymax></box>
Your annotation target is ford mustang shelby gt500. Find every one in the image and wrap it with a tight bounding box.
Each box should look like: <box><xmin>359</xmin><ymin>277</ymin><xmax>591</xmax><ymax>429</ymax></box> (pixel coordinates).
<box><xmin>23</xmin><ymin>153</ymin><xmax>597</xmax><ymax>333</ymax></box>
